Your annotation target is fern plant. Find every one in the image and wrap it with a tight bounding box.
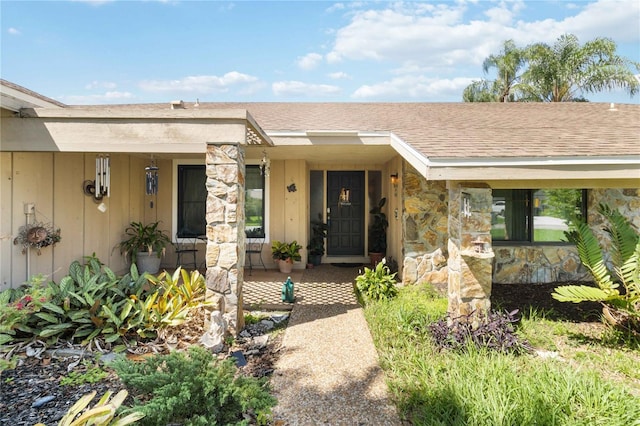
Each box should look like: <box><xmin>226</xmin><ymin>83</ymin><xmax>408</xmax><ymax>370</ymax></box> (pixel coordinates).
<box><xmin>552</xmin><ymin>204</ymin><xmax>639</xmax><ymax>333</ymax></box>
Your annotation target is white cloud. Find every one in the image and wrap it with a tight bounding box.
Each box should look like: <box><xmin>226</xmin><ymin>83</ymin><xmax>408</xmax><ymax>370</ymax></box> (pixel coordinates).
<box><xmin>7</xmin><ymin>27</ymin><xmax>21</xmax><ymax>35</ymax></box>
<box><xmin>272</xmin><ymin>81</ymin><xmax>341</xmax><ymax>98</ymax></box>
<box><xmin>60</xmin><ymin>91</ymin><xmax>134</xmax><ymax>105</ymax></box>
<box><xmin>296</xmin><ymin>53</ymin><xmax>323</xmax><ymax>70</ymax></box>
<box><xmin>351</xmin><ymin>75</ymin><xmax>473</xmax><ymax>101</ymax></box>
<box><xmin>554</xmin><ymin>0</ymin><xmax>640</xmax><ymax>43</ymax></box>
<box><xmin>327</xmin><ymin>0</ymin><xmax>638</xmax><ymax>70</ymax></box>
<box><xmin>328</xmin><ymin>71</ymin><xmax>350</xmax><ymax>80</ymax></box>
<box><xmin>326</xmin><ymin>1</ymin><xmax>523</xmax><ymax>68</ymax></box>
<box><xmin>139</xmin><ymin>72</ymin><xmax>261</xmax><ymax>94</ymax></box>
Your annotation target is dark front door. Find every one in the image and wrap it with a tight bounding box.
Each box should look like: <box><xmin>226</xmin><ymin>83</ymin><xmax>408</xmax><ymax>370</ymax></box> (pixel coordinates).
<box><xmin>326</xmin><ymin>171</ymin><xmax>365</xmax><ymax>256</ymax></box>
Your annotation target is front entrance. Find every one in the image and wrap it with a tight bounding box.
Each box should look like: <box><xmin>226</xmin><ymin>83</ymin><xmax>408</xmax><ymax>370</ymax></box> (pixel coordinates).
<box><xmin>326</xmin><ymin>171</ymin><xmax>365</xmax><ymax>256</ymax></box>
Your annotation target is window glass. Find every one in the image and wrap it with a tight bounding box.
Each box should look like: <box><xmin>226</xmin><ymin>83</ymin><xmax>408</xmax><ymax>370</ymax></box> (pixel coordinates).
<box><xmin>491</xmin><ymin>189</ymin><xmax>529</xmax><ymax>241</ymax></box>
<box><xmin>533</xmin><ymin>189</ymin><xmax>583</xmax><ymax>242</ymax></box>
<box><xmin>309</xmin><ymin>170</ymin><xmax>324</xmax><ymax>228</ymax></box>
<box><xmin>177</xmin><ymin>165</ymin><xmax>206</xmax><ymax>237</ymax></box>
<box><xmin>491</xmin><ymin>189</ymin><xmax>585</xmax><ymax>243</ymax></box>
<box><xmin>245</xmin><ymin>165</ymin><xmax>265</xmax><ymax>238</ymax></box>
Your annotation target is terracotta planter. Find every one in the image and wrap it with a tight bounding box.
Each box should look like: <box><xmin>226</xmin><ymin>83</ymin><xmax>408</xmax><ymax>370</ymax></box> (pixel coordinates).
<box><xmin>278</xmin><ymin>258</ymin><xmax>294</xmax><ymax>274</ymax></box>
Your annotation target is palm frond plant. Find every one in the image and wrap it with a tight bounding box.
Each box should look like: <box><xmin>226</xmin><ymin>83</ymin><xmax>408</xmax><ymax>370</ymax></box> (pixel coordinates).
<box><xmin>552</xmin><ymin>204</ymin><xmax>639</xmax><ymax>335</ymax></box>
<box><xmin>117</xmin><ymin>222</ymin><xmax>173</xmax><ymax>263</ymax></box>
<box><xmin>117</xmin><ymin>221</ymin><xmax>173</xmax><ymax>274</ymax></box>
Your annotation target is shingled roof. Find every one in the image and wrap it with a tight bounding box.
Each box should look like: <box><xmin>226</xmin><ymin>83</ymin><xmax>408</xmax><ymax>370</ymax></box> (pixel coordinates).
<box><xmin>73</xmin><ymin>101</ymin><xmax>640</xmax><ymax>160</ymax></box>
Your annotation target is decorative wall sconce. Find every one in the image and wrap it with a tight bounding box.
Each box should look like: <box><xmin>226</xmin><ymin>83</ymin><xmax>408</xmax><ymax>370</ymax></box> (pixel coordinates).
<box><xmin>83</xmin><ymin>154</ymin><xmax>110</xmax><ymax>200</ymax></box>
<box><xmin>145</xmin><ymin>160</ymin><xmax>159</xmax><ymax>195</ymax></box>
<box><xmin>260</xmin><ymin>150</ymin><xmax>270</xmax><ymax>177</ymax></box>
<box><xmin>390</xmin><ymin>173</ymin><xmax>399</xmax><ymax>196</ymax></box>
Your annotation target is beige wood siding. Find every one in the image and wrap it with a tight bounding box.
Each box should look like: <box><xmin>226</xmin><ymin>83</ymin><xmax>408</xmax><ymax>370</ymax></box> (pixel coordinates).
<box><xmin>0</xmin><ymin>152</ymin><xmax>152</xmax><ymax>290</ymax></box>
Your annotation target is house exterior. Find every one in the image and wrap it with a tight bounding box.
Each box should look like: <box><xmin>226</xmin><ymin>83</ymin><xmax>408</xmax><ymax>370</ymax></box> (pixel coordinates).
<box><xmin>2</xmin><ymin>79</ymin><xmax>639</xmax><ymax>327</ymax></box>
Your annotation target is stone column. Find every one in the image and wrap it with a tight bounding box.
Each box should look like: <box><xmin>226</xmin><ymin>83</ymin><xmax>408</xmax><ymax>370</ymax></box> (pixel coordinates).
<box><xmin>203</xmin><ymin>142</ymin><xmax>245</xmax><ymax>344</ymax></box>
<box><xmin>447</xmin><ymin>183</ymin><xmax>494</xmax><ymax>322</ymax></box>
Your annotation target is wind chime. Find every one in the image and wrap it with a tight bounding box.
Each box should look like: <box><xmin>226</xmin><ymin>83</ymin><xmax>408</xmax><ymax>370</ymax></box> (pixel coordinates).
<box><xmin>145</xmin><ymin>159</ymin><xmax>159</xmax><ymax>195</ymax></box>
<box><xmin>95</xmin><ymin>154</ymin><xmax>110</xmax><ymax>198</ymax></box>
<box><xmin>84</xmin><ymin>154</ymin><xmax>110</xmax><ymax>200</ymax></box>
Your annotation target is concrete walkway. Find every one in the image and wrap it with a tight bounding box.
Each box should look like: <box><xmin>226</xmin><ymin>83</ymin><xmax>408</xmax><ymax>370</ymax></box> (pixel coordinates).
<box><xmin>245</xmin><ymin>265</ymin><xmax>401</xmax><ymax>426</ymax></box>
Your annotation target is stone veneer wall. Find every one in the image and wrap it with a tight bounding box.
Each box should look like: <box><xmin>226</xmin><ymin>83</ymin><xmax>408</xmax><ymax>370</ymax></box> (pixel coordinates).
<box><xmin>401</xmin><ymin>163</ymin><xmax>449</xmax><ymax>289</ymax></box>
<box><xmin>204</xmin><ymin>143</ymin><xmax>245</xmax><ymax>336</ymax></box>
<box><xmin>447</xmin><ymin>184</ymin><xmax>494</xmax><ymax>317</ymax></box>
<box><xmin>492</xmin><ymin>188</ymin><xmax>640</xmax><ymax>285</ymax></box>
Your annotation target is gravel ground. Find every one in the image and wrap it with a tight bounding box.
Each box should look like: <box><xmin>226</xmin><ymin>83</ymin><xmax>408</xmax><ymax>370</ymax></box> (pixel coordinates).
<box><xmin>270</xmin><ymin>265</ymin><xmax>403</xmax><ymax>425</ymax></box>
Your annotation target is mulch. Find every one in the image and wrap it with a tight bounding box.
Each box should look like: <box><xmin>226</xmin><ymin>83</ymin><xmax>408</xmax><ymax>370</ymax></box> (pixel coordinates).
<box><xmin>491</xmin><ymin>282</ymin><xmax>603</xmax><ymax>322</ymax></box>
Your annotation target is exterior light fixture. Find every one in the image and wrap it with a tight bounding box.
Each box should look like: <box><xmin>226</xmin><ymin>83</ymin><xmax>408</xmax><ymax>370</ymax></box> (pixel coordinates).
<box><xmin>390</xmin><ymin>173</ymin><xmax>399</xmax><ymax>196</ymax></box>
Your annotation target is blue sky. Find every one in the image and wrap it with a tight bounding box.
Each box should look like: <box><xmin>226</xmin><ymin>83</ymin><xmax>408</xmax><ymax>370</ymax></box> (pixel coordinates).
<box><xmin>2</xmin><ymin>0</ymin><xmax>639</xmax><ymax>105</ymax></box>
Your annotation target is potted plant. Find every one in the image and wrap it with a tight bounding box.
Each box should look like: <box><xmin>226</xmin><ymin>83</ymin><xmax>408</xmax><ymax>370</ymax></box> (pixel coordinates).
<box><xmin>368</xmin><ymin>197</ymin><xmax>388</xmax><ymax>267</ymax></box>
<box><xmin>117</xmin><ymin>221</ymin><xmax>173</xmax><ymax>274</ymax></box>
<box><xmin>271</xmin><ymin>240</ymin><xmax>302</xmax><ymax>273</ymax></box>
<box><xmin>306</xmin><ymin>215</ymin><xmax>328</xmax><ymax>266</ymax></box>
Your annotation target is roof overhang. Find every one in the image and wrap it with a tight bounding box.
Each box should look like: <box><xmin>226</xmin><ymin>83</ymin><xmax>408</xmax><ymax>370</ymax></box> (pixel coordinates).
<box><xmin>1</xmin><ymin>80</ymin><xmax>65</xmax><ymax>111</ymax></box>
<box><xmin>1</xmin><ymin>107</ymin><xmax>273</xmax><ymax>153</ymax></box>
<box><xmin>246</xmin><ymin>130</ymin><xmax>396</xmax><ymax>165</ymax></box>
<box><xmin>390</xmin><ymin>133</ymin><xmax>640</xmax><ymax>181</ymax></box>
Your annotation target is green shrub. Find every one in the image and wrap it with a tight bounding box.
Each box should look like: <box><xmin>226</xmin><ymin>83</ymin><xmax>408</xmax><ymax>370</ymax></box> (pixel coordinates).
<box><xmin>130</xmin><ymin>267</ymin><xmax>211</xmax><ymax>338</ymax></box>
<box><xmin>112</xmin><ymin>346</ymin><xmax>276</xmax><ymax>425</ymax></box>
<box><xmin>18</xmin><ymin>255</ymin><xmax>149</xmax><ymax>348</ymax></box>
<box><xmin>2</xmin><ymin>256</ymin><xmax>208</xmax><ymax>350</ymax></box>
<box><xmin>355</xmin><ymin>259</ymin><xmax>398</xmax><ymax>302</ymax></box>
<box><xmin>0</xmin><ymin>276</ymin><xmax>51</xmax><ymax>345</ymax></box>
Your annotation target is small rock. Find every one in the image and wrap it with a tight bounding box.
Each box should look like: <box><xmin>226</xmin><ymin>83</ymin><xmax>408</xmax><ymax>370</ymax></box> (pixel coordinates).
<box><xmin>230</xmin><ymin>351</ymin><xmax>247</xmax><ymax>367</ymax></box>
<box><xmin>536</xmin><ymin>350</ymin><xmax>560</xmax><ymax>359</ymax></box>
<box><xmin>260</xmin><ymin>320</ymin><xmax>274</xmax><ymax>331</ymax></box>
<box><xmin>271</xmin><ymin>314</ymin><xmax>289</xmax><ymax>324</ymax></box>
<box><xmin>239</xmin><ymin>330</ymin><xmax>252</xmax><ymax>338</ymax></box>
<box><xmin>32</xmin><ymin>395</ymin><xmax>55</xmax><ymax>408</ymax></box>
<box><xmin>245</xmin><ymin>349</ymin><xmax>260</xmax><ymax>356</ymax></box>
<box><xmin>252</xmin><ymin>334</ymin><xmax>269</xmax><ymax>349</ymax></box>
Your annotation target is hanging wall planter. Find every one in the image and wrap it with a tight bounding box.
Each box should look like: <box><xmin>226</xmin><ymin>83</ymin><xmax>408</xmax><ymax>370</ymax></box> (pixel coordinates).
<box><xmin>13</xmin><ymin>222</ymin><xmax>61</xmax><ymax>255</ymax></box>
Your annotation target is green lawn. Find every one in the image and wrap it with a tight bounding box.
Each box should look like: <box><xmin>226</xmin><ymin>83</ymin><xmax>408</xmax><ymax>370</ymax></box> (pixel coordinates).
<box><xmin>364</xmin><ymin>284</ymin><xmax>640</xmax><ymax>426</ymax></box>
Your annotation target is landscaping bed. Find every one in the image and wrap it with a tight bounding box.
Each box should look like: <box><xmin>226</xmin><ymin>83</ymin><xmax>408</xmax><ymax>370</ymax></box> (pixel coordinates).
<box><xmin>0</xmin><ymin>312</ymin><xmax>286</xmax><ymax>426</ymax></box>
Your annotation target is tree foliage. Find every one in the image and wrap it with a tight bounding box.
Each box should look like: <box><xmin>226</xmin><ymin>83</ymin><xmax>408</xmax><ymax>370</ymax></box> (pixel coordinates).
<box><xmin>463</xmin><ymin>34</ymin><xmax>640</xmax><ymax>102</ymax></box>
